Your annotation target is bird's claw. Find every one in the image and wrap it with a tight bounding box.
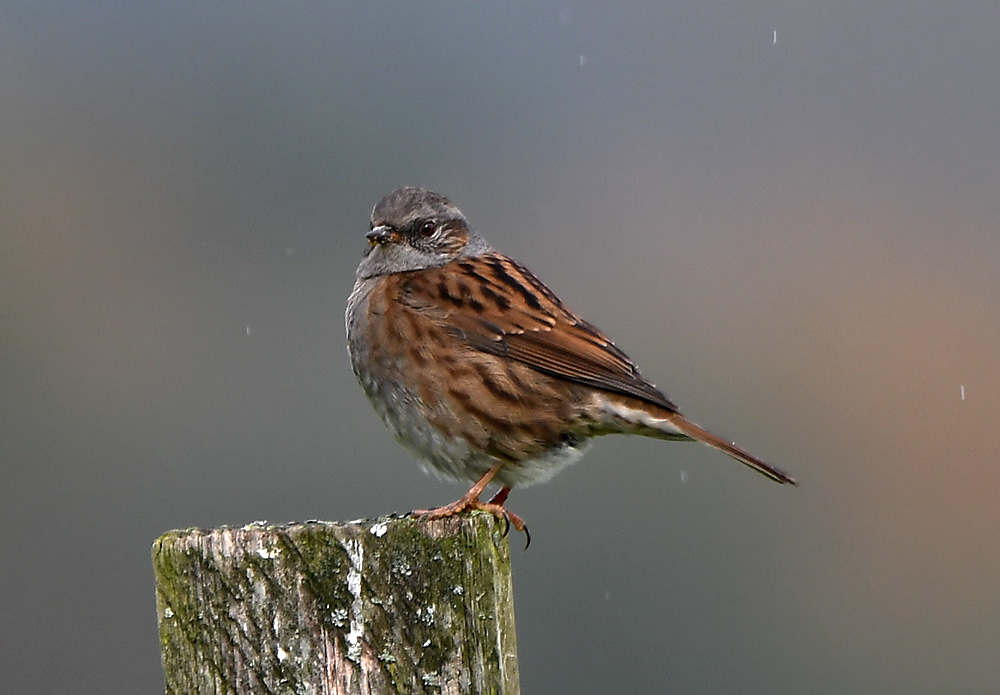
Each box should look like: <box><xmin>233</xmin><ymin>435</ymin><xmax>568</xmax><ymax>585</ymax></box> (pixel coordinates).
<box><xmin>413</xmin><ymin>498</ymin><xmax>530</xmax><ymax>549</ymax></box>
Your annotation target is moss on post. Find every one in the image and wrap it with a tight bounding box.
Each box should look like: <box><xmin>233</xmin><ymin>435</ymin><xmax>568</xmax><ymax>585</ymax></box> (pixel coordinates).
<box><xmin>152</xmin><ymin>514</ymin><xmax>519</xmax><ymax>695</ymax></box>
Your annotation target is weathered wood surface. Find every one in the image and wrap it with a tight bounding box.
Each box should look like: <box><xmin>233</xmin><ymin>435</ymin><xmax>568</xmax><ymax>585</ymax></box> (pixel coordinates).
<box><xmin>152</xmin><ymin>514</ymin><xmax>519</xmax><ymax>695</ymax></box>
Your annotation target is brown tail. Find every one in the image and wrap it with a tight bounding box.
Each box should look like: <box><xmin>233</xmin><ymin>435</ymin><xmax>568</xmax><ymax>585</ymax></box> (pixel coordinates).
<box><xmin>663</xmin><ymin>412</ymin><xmax>797</xmax><ymax>485</ymax></box>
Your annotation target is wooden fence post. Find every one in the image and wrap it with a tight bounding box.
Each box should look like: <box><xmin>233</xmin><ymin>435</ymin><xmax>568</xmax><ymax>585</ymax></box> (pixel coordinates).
<box><xmin>152</xmin><ymin>514</ymin><xmax>519</xmax><ymax>695</ymax></box>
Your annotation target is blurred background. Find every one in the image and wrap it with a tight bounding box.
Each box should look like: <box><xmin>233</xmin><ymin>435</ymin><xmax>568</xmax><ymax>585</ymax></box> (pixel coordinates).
<box><xmin>2</xmin><ymin>2</ymin><xmax>999</xmax><ymax>693</ymax></box>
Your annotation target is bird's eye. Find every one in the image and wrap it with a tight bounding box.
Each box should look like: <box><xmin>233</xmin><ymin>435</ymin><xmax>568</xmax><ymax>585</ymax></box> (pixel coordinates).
<box><xmin>420</xmin><ymin>221</ymin><xmax>436</xmax><ymax>237</ymax></box>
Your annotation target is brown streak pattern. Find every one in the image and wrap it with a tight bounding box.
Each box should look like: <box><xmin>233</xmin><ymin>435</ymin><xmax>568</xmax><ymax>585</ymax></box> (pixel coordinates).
<box><xmin>402</xmin><ymin>253</ymin><xmax>679</xmax><ymax>412</ymax></box>
<box><xmin>364</xmin><ymin>273</ymin><xmax>591</xmax><ymax>468</ymax></box>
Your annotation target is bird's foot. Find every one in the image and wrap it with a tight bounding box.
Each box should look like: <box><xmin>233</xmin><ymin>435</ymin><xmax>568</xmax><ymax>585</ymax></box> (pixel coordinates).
<box><xmin>414</xmin><ymin>487</ymin><xmax>530</xmax><ymax>548</ymax></box>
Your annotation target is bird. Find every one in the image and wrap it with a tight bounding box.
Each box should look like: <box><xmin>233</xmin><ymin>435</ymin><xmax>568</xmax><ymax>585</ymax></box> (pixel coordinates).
<box><xmin>346</xmin><ymin>187</ymin><xmax>795</xmax><ymax>539</ymax></box>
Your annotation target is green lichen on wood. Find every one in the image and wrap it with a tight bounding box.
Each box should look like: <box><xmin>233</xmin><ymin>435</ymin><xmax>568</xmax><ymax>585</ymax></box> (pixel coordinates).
<box><xmin>152</xmin><ymin>514</ymin><xmax>519</xmax><ymax>695</ymax></box>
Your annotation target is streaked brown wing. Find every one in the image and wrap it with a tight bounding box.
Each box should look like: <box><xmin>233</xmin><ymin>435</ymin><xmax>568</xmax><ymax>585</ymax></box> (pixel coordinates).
<box><xmin>397</xmin><ymin>252</ymin><xmax>679</xmax><ymax>412</ymax></box>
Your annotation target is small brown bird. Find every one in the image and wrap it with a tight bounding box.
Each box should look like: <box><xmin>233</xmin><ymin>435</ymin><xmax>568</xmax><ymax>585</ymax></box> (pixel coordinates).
<box><xmin>346</xmin><ymin>188</ymin><xmax>795</xmax><ymax>537</ymax></box>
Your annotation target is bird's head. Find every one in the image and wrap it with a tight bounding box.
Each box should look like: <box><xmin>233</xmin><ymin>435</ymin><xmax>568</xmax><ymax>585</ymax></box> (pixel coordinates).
<box><xmin>356</xmin><ymin>187</ymin><xmax>492</xmax><ymax>278</ymax></box>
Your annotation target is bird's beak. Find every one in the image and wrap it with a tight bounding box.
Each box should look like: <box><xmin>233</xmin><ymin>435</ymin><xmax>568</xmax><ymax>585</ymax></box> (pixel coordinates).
<box><xmin>366</xmin><ymin>225</ymin><xmax>398</xmax><ymax>246</ymax></box>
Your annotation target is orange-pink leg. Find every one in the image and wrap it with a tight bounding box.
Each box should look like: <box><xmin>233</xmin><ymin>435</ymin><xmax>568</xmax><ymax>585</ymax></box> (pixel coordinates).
<box><xmin>414</xmin><ymin>462</ymin><xmax>529</xmax><ymax>545</ymax></box>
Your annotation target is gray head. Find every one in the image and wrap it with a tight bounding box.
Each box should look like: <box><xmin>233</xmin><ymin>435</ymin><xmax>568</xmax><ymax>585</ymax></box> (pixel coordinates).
<box><xmin>356</xmin><ymin>187</ymin><xmax>493</xmax><ymax>279</ymax></box>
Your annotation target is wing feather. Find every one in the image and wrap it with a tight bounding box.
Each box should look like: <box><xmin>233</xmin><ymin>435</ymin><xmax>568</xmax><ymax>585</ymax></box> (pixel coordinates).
<box><xmin>398</xmin><ymin>253</ymin><xmax>679</xmax><ymax>412</ymax></box>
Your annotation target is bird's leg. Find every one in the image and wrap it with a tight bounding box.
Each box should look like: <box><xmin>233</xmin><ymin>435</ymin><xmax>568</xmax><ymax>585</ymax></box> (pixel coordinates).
<box><xmin>414</xmin><ymin>463</ymin><xmax>529</xmax><ymax>545</ymax></box>
<box><xmin>487</xmin><ymin>486</ymin><xmax>511</xmax><ymax>506</ymax></box>
<box><xmin>487</xmin><ymin>485</ymin><xmax>526</xmax><ymax>532</ymax></box>
<box><xmin>485</xmin><ymin>486</ymin><xmax>529</xmax><ymax>545</ymax></box>
<box><xmin>414</xmin><ymin>460</ymin><xmax>502</xmax><ymax>519</ymax></box>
